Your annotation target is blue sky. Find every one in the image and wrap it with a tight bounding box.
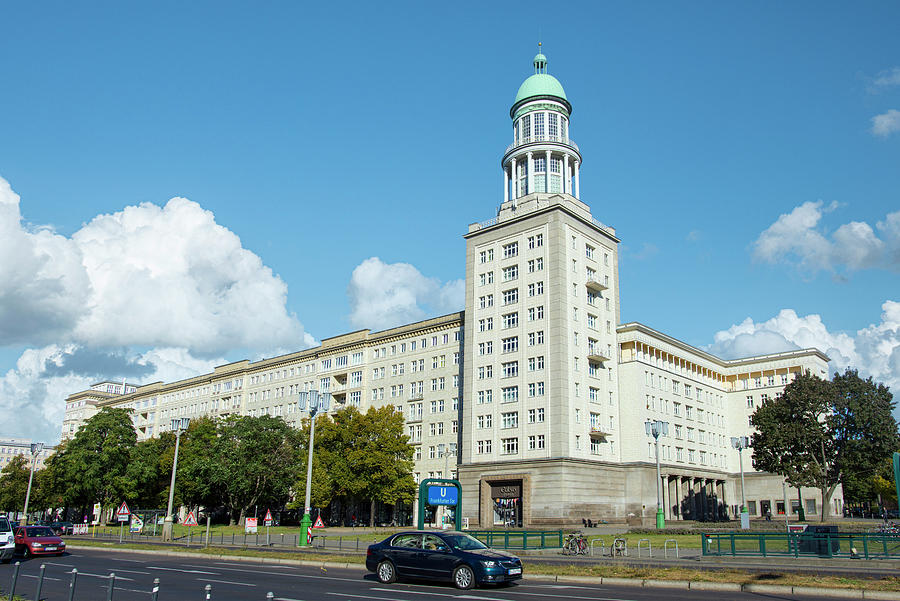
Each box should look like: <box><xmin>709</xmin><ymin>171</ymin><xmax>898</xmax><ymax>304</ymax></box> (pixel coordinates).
<box><xmin>1</xmin><ymin>1</ymin><xmax>898</xmax><ymax>442</ymax></box>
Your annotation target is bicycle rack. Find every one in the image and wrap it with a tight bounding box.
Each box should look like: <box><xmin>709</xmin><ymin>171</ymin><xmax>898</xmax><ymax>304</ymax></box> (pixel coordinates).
<box><xmin>589</xmin><ymin>538</ymin><xmax>605</xmax><ymax>556</ymax></box>
<box><xmin>664</xmin><ymin>539</ymin><xmax>679</xmax><ymax>558</ymax></box>
<box><xmin>637</xmin><ymin>538</ymin><xmax>651</xmax><ymax>558</ymax></box>
<box><xmin>612</xmin><ymin>538</ymin><xmax>627</xmax><ymax>557</ymax></box>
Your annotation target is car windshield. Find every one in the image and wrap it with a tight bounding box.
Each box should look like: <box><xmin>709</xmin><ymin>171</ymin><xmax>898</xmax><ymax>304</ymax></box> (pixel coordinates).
<box><xmin>26</xmin><ymin>527</ymin><xmax>55</xmax><ymax>537</ymax></box>
<box><xmin>442</xmin><ymin>534</ymin><xmax>488</xmax><ymax>550</ymax></box>
<box><xmin>0</xmin><ymin>518</ymin><xmax>10</xmax><ymax>532</ymax></box>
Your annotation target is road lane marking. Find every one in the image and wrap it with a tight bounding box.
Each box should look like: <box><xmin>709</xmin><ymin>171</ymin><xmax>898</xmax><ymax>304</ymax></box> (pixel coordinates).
<box><xmin>19</xmin><ymin>574</ymin><xmax>63</xmax><ymax>581</ymax></box>
<box><xmin>147</xmin><ymin>566</ymin><xmax>219</xmax><ymax>574</ymax></box>
<box><xmin>45</xmin><ymin>562</ymin><xmax>76</xmax><ymax>567</ymax></box>
<box><xmin>199</xmin><ymin>578</ymin><xmax>257</xmax><ymax>587</ymax></box>
<box><xmin>73</xmin><ymin>571</ymin><xmax>136</xmax><ymax>580</ymax></box>
<box><xmin>103</xmin><ymin>568</ymin><xmax>152</xmax><ymax>574</ymax></box>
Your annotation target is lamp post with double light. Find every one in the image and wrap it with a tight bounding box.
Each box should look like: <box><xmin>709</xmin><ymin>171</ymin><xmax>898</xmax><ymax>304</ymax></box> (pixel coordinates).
<box><xmin>162</xmin><ymin>417</ymin><xmax>191</xmax><ymax>542</ymax></box>
<box><xmin>645</xmin><ymin>420</ymin><xmax>669</xmax><ymax>529</ymax></box>
<box><xmin>731</xmin><ymin>435</ymin><xmax>750</xmax><ymax>529</ymax></box>
<box><xmin>21</xmin><ymin>442</ymin><xmax>44</xmax><ymax>525</ymax></box>
<box><xmin>297</xmin><ymin>389</ymin><xmax>331</xmax><ymax>547</ymax></box>
<box><xmin>437</xmin><ymin>443</ymin><xmax>457</xmax><ymax>528</ymax></box>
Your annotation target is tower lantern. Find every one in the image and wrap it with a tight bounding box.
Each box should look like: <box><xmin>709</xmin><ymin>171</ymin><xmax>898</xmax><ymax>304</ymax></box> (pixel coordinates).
<box><xmin>502</xmin><ymin>47</ymin><xmax>581</xmax><ymax>202</ymax></box>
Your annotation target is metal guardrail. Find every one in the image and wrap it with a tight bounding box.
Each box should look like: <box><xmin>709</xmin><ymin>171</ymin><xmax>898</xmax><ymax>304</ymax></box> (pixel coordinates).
<box><xmin>701</xmin><ymin>532</ymin><xmax>900</xmax><ymax>559</ymax></box>
<box><xmin>466</xmin><ymin>529</ymin><xmax>564</xmax><ymax>549</ymax></box>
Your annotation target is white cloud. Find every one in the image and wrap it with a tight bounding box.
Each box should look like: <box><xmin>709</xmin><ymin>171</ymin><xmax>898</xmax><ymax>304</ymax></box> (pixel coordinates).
<box><xmin>871</xmin><ymin>109</ymin><xmax>900</xmax><ymax>137</ymax></box>
<box><xmin>871</xmin><ymin>67</ymin><xmax>900</xmax><ymax>90</ymax></box>
<box><xmin>347</xmin><ymin>257</ymin><xmax>463</xmax><ymax>331</ymax></box>
<box><xmin>0</xmin><ymin>344</ymin><xmax>224</xmax><ymax>443</ymax></box>
<box><xmin>0</xmin><ymin>175</ymin><xmax>318</xmax><ymax>442</ymax></box>
<box><xmin>753</xmin><ymin>201</ymin><xmax>900</xmax><ymax>274</ymax></box>
<box><xmin>710</xmin><ymin>301</ymin><xmax>900</xmax><ymax>400</ymax></box>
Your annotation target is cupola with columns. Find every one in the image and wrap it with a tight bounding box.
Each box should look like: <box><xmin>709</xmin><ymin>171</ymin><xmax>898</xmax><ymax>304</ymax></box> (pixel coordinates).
<box><xmin>502</xmin><ymin>46</ymin><xmax>581</xmax><ymax>202</ymax></box>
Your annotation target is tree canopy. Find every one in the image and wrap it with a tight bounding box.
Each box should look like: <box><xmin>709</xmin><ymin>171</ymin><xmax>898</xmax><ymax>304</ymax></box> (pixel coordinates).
<box><xmin>751</xmin><ymin>369</ymin><xmax>899</xmax><ymax>519</ymax></box>
<box><xmin>0</xmin><ymin>454</ymin><xmax>29</xmax><ymax>513</ymax></box>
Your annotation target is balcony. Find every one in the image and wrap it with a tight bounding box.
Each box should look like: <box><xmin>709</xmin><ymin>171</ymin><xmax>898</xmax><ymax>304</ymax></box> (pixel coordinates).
<box><xmin>505</xmin><ymin>134</ymin><xmax>580</xmax><ymax>156</ymax></box>
<box><xmin>587</xmin><ymin>348</ymin><xmax>610</xmax><ymax>363</ymax></box>
<box><xmin>408</xmin><ymin>391</ymin><xmax>424</xmax><ymax>401</ymax></box>
<box><xmin>589</xmin><ymin>426</ymin><xmax>610</xmax><ymax>440</ymax></box>
<box><xmin>586</xmin><ymin>277</ymin><xmax>608</xmax><ymax>292</ymax></box>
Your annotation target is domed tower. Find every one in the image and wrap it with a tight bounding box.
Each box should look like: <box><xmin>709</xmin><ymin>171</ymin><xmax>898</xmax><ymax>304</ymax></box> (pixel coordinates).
<box><xmin>502</xmin><ymin>48</ymin><xmax>581</xmax><ymax>202</ymax></box>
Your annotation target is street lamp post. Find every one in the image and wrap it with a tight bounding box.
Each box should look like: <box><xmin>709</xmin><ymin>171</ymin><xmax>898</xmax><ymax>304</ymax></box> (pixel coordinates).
<box><xmin>298</xmin><ymin>389</ymin><xmax>331</xmax><ymax>547</ymax></box>
<box><xmin>644</xmin><ymin>420</ymin><xmax>669</xmax><ymax>530</ymax></box>
<box><xmin>162</xmin><ymin>417</ymin><xmax>191</xmax><ymax>542</ymax></box>
<box><xmin>21</xmin><ymin>442</ymin><xmax>44</xmax><ymax>525</ymax></box>
<box><xmin>731</xmin><ymin>436</ymin><xmax>750</xmax><ymax>529</ymax></box>
<box><xmin>437</xmin><ymin>444</ymin><xmax>457</xmax><ymax>528</ymax></box>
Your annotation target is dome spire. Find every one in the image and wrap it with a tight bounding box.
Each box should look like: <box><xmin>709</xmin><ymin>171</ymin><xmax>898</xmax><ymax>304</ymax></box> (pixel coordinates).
<box><xmin>533</xmin><ymin>42</ymin><xmax>547</xmax><ymax>74</ymax></box>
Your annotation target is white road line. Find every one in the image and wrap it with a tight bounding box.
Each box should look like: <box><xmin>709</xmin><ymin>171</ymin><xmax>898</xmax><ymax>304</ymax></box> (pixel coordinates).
<box><xmin>103</xmin><ymin>568</ymin><xmax>152</xmax><ymax>574</ymax></box>
<box><xmin>73</xmin><ymin>571</ymin><xmax>136</xmax><ymax>581</ymax></box>
<box><xmin>44</xmin><ymin>561</ymin><xmax>76</xmax><ymax>567</ymax></box>
<box><xmin>19</xmin><ymin>574</ymin><xmax>63</xmax><ymax>581</ymax></box>
<box><xmin>147</xmin><ymin>566</ymin><xmax>219</xmax><ymax>574</ymax></box>
<box><xmin>199</xmin><ymin>578</ymin><xmax>258</xmax><ymax>587</ymax></box>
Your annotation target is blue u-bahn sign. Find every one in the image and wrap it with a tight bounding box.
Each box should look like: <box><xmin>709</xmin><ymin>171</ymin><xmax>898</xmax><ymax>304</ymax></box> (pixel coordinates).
<box><xmin>427</xmin><ymin>485</ymin><xmax>458</xmax><ymax>506</ymax></box>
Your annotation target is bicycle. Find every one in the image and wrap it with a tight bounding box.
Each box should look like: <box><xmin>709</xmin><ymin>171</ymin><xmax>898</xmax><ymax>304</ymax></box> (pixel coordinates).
<box><xmin>562</xmin><ymin>532</ymin><xmax>588</xmax><ymax>555</ymax></box>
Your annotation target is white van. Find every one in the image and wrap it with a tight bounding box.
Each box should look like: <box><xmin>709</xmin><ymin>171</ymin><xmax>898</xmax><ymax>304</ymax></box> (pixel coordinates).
<box><xmin>0</xmin><ymin>515</ymin><xmax>14</xmax><ymax>563</ymax></box>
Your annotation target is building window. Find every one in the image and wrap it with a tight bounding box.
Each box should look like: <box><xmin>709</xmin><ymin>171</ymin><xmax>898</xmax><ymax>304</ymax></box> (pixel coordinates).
<box><xmin>502</xmin><ymin>288</ymin><xmax>519</xmax><ymax>305</ymax></box>
<box><xmin>502</xmin><ymin>265</ymin><xmax>518</xmax><ymax>281</ymax></box>
<box><xmin>479</xmin><ymin>249</ymin><xmax>494</xmax><ymax>263</ymax></box>
<box><xmin>501</xmin><ymin>361</ymin><xmax>518</xmax><ymax>378</ymax></box>
<box><xmin>501</xmin><ymin>337</ymin><xmax>518</xmax><ymax>353</ymax></box>
<box><xmin>527</xmin><ymin>355</ymin><xmax>544</xmax><ymax>371</ymax></box>
<box><xmin>502</xmin><ymin>242</ymin><xmax>518</xmax><ymax>258</ymax></box>
<box><xmin>502</xmin><ymin>312</ymin><xmax>519</xmax><ymax>328</ymax></box>
<box><xmin>527</xmin><ymin>281</ymin><xmax>544</xmax><ymax>296</ymax></box>
<box><xmin>501</xmin><ymin>438</ymin><xmax>519</xmax><ymax>455</ymax></box>
<box><xmin>477</xmin><ymin>440</ymin><xmax>492</xmax><ymax>454</ymax></box>
<box><xmin>527</xmin><ymin>306</ymin><xmax>544</xmax><ymax>321</ymax></box>
<box><xmin>501</xmin><ymin>386</ymin><xmax>518</xmax><ymax>403</ymax></box>
<box><xmin>501</xmin><ymin>412</ymin><xmax>518</xmax><ymax>428</ymax></box>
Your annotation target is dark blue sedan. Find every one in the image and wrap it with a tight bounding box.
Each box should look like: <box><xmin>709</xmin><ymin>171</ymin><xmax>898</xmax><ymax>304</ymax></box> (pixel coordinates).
<box><xmin>366</xmin><ymin>530</ymin><xmax>523</xmax><ymax>589</ymax></box>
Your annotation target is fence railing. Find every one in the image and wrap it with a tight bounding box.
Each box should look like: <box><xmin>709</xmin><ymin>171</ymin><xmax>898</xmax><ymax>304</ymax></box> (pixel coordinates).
<box><xmin>466</xmin><ymin>529</ymin><xmax>563</xmax><ymax>549</ymax></box>
<box><xmin>701</xmin><ymin>531</ymin><xmax>900</xmax><ymax>559</ymax></box>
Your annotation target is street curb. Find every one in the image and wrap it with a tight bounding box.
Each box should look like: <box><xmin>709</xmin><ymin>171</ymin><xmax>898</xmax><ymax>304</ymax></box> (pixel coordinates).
<box><xmin>67</xmin><ymin>545</ymin><xmax>897</xmax><ymax>599</ymax></box>
<box><xmin>688</xmin><ymin>581</ymin><xmax>742</xmax><ymax>591</ymax></box>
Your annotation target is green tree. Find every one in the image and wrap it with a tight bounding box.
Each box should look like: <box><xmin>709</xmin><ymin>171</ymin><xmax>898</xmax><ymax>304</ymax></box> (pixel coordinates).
<box><xmin>201</xmin><ymin>415</ymin><xmax>301</xmax><ymax>524</ymax></box>
<box><xmin>57</xmin><ymin>407</ymin><xmax>137</xmax><ymax>515</ymax></box>
<box><xmin>752</xmin><ymin>369</ymin><xmax>899</xmax><ymax>521</ymax></box>
<box><xmin>0</xmin><ymin>455</ymin><xmax>29</xmax><ymax>513</ymax></box>
<box><xmin>825</xmin><ymin>369</ymin><xmax>899</xmax><ymax>511</ymax></box>
<box><xmin>291</xmin><ymin>406</ymin><xmax>415</xmax><ymax>525</ymax></box>
<box><xmin>126</xmin><ymin>433</ymin><xmax>177</xmax><ymax>508</ymax></box>
<box><xmin>177</xmin><ymin>417</ymin><xmax>222</xmax><ymax>510</ymax></box>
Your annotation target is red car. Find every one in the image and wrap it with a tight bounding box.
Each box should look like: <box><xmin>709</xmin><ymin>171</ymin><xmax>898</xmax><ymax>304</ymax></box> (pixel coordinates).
<box><xmin>14</xmin><ymin>526</ymin><xmax>66</xmax><ymax>557</ymax></box>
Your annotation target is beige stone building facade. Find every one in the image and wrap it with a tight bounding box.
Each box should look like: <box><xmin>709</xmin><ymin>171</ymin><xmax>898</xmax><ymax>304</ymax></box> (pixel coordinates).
<box><xmin>61</xmin><ymin>52</ymin><xmax>842</xmax><ymax>526</ymax></box>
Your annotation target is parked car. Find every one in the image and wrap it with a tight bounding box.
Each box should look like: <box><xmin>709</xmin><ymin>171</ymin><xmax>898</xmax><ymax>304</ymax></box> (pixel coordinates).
<box><xmin>49</xmin><ymin>521</ymin><xmax>74</xmax><ymax>536</ymax></box>
<box><xmin>0</xmin><ymin>515</ymin><xmax>14</xmax><ymax>564</ymax></box>
<box><xmin>13</xmin><ymin>526</ymin><xmax>66</xmax><ymax>558</ymax></box>
<box><xmin>366</xmin><ymin>530</ymin><xmax>522</xmax><ymax>590</ymax></box>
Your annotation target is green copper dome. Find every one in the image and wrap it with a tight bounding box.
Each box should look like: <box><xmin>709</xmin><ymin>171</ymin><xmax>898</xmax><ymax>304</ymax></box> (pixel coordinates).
<box><xmin>514</xmin><ymin>73</ymin><xmax>568</xmax><ymax>105</ymax></box>
<box><xmin>511</xmin><ymin>50</ymin><xmax>571</xmax><ymax>116</ymax></box>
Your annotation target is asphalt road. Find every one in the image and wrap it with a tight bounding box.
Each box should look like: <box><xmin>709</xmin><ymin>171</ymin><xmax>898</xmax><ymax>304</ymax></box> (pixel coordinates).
<box><xmin>0</xmin><ymin>547</ymin><xmax>824</xmax><ymax>601</ymax></box>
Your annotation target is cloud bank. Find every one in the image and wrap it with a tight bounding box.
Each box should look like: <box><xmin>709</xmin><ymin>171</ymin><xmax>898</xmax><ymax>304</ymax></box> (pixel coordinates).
<box><xmin>710</xmin><ymin>301</ymin><xmax>900</xmax><ymax>398</ymax></box>
<box><xmin>0</xmin><ymin>176</ymin><xmax>315</xmax><ymax>442</ymax></box>
<box><xmin>753</xmin><ymin>201</ymin><xmax>900</xmax><ymax>275</ymax></box>
<box><xmin>347</xmin><ymin>257</ymin><xmax>464</xmax><ymax>331</ymax></box>
<box><xmin>871</xmin><ymin>109</ymin><xmax>900</xmax><ymax>138</ymax></box>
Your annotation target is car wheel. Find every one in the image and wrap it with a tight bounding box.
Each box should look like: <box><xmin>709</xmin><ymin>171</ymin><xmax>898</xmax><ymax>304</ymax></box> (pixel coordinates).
<box><xmin>376</xmin><ymin>560</ymin><xmax>397</xmax><ymax>584</ymax></box>
<box><xmin>453</xmin><ymin>564</ymin><xmax>475</xmax><ymax>590</ymax></box>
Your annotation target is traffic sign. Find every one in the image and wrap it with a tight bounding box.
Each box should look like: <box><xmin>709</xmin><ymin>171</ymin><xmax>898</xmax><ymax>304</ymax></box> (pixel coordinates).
<box><xmin>130</xmin><ymin>514</ymin><xmax>144</xmax><ymax>533</ymax></box>
<box><xmin>313</xmin><ymin>515</ymin><xmax>325</xmax><ymax>528</ymax></box>
<box><xmin>245</xmin><ymin>517</ymin><xmax>258</xmax><ymax>533</ymax></box>
<box><xmin>116</xmin><ymin>501</ymin><xmax>130</xmax><ymax>522</ymax></box>
<box><xmin>264</xmin><ymin>509</ymin><xmax>273</xmax><ymax>527</ymax></box>
<box><xmin>427</xmin><ymin>485</ymin><xmax>458</xmax><ymax>506</ymax></box>
<box><xmin>183</xmin><ymin>510</ymin><xmax>198</xmax><ymax>526</ymax></box>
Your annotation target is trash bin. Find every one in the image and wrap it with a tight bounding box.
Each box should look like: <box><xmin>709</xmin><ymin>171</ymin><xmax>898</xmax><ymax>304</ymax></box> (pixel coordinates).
<box><xmin>799</xmin><ymin>525</ymin><xmax>840</xmax><ymax>555</ymax></box>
